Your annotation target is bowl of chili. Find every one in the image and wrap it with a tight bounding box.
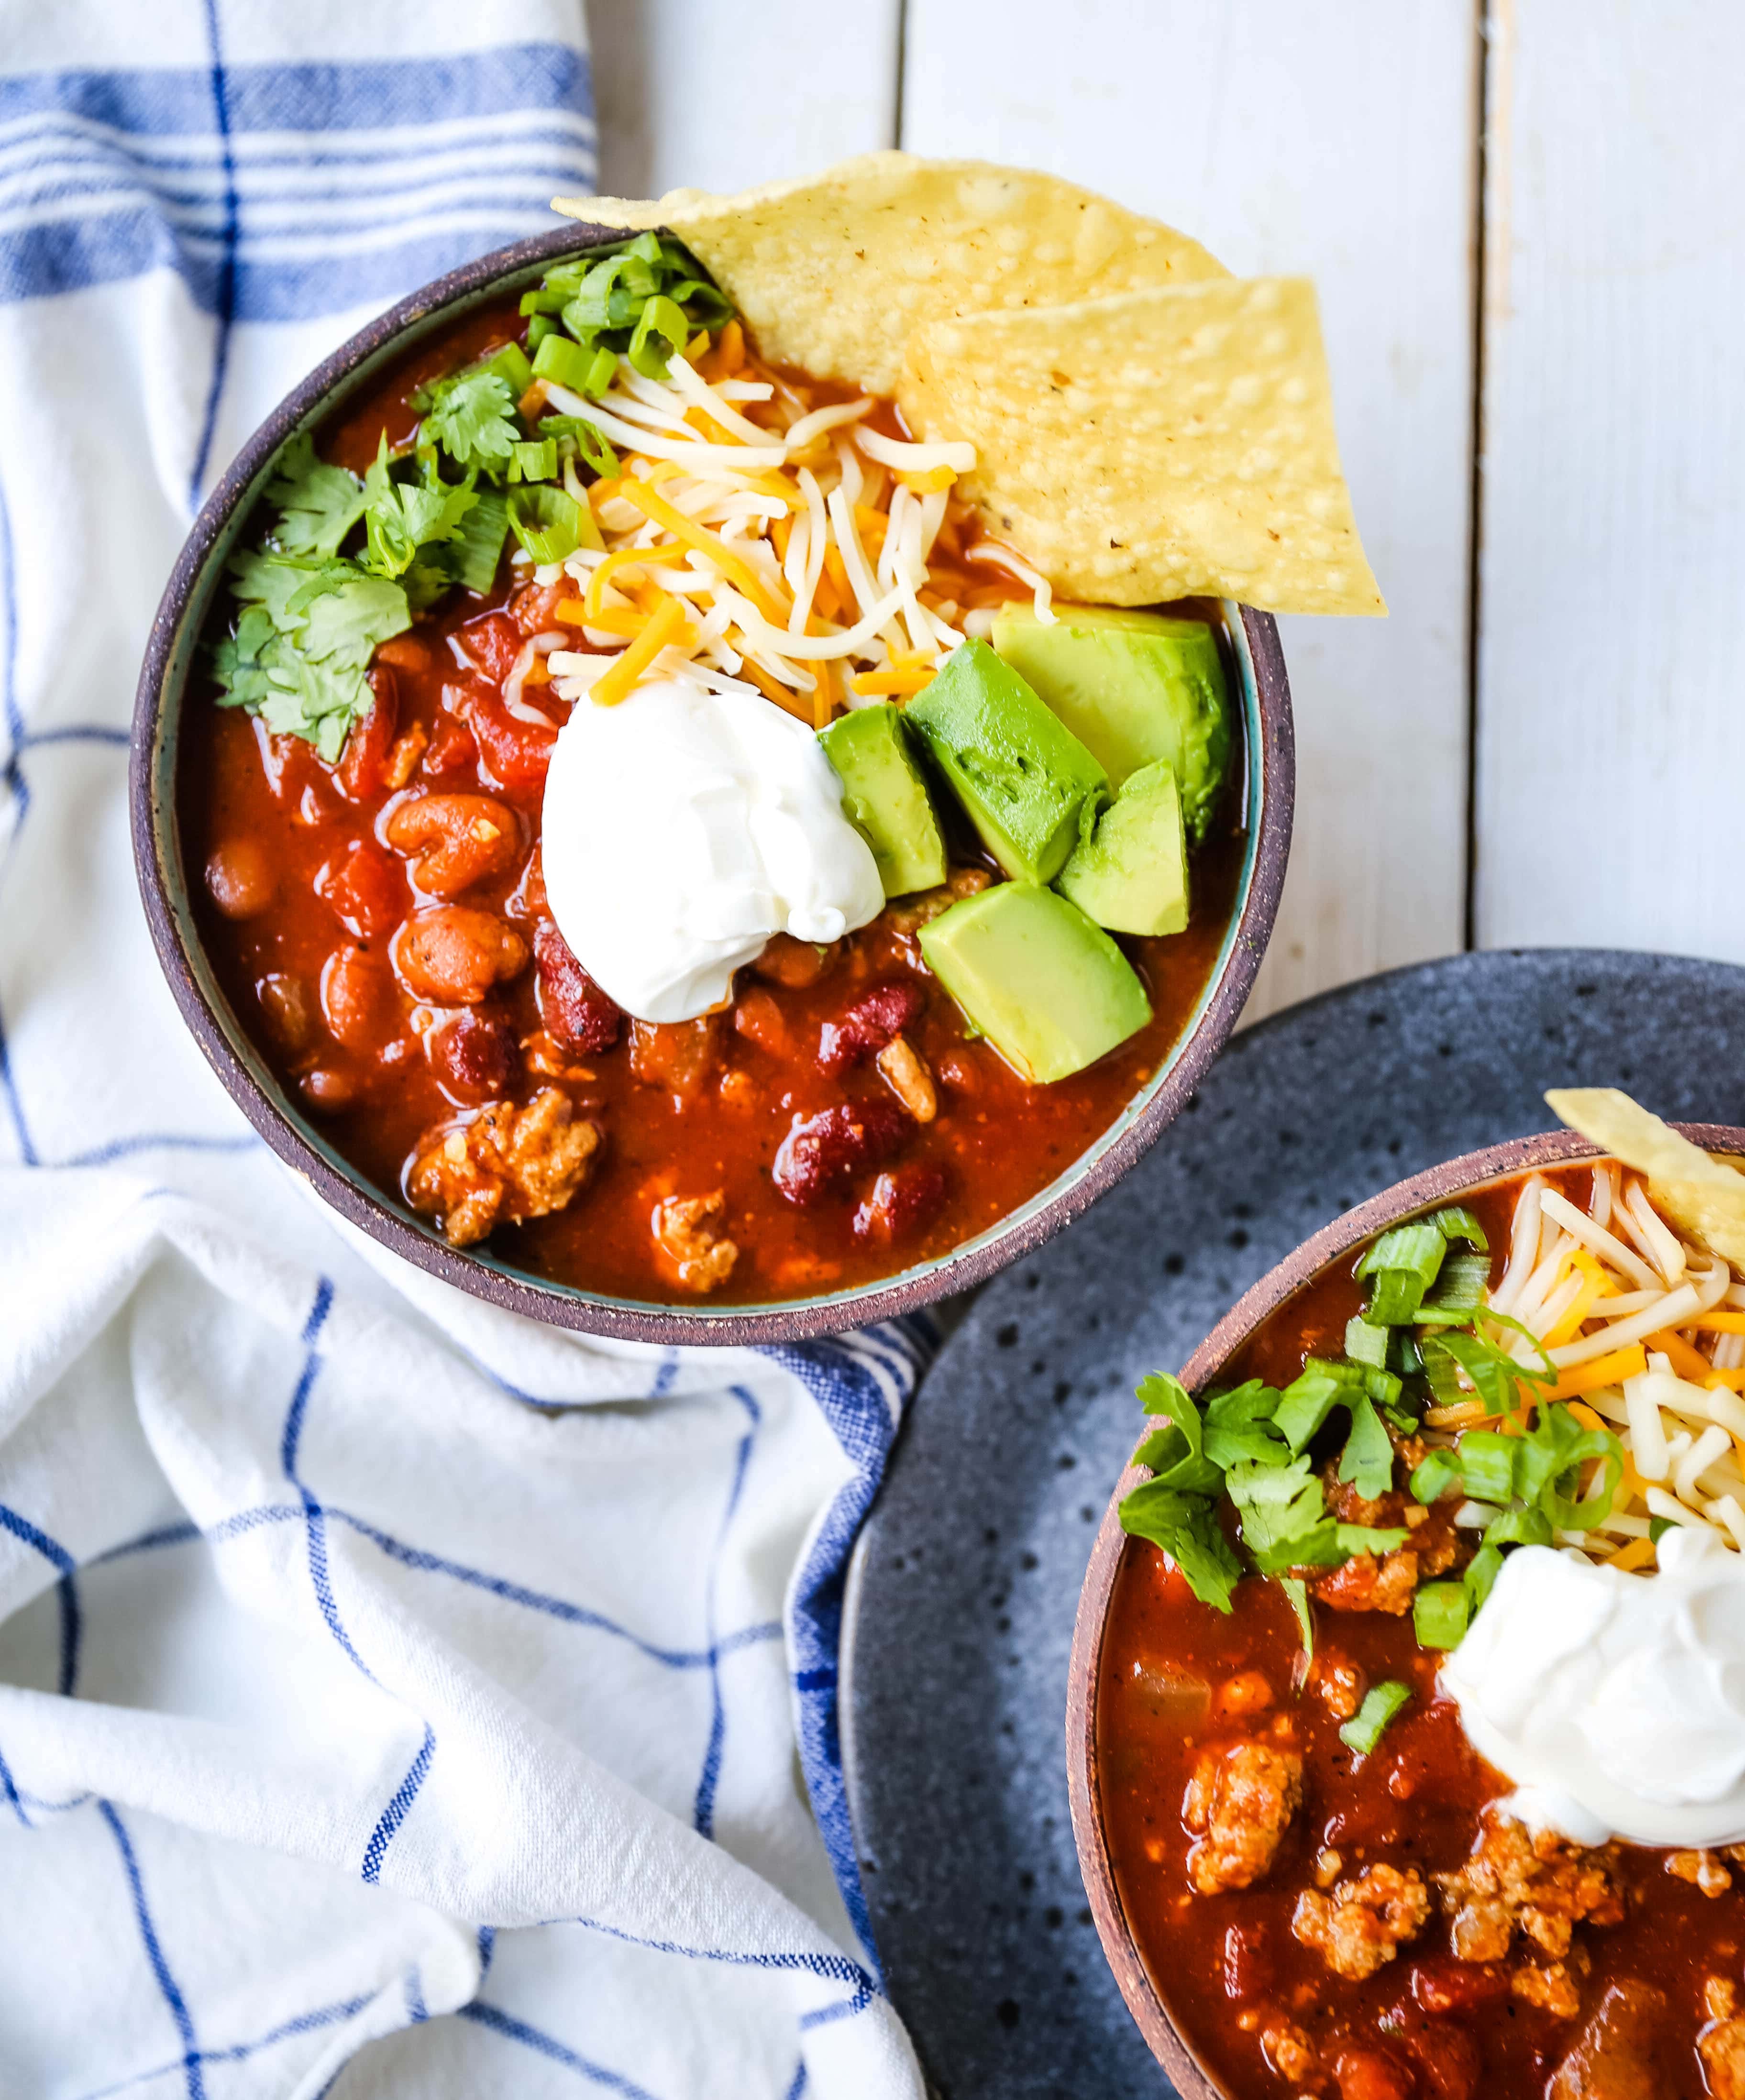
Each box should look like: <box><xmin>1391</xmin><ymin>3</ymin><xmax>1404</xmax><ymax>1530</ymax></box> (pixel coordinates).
<box><xmin>1068</xmin><ymin>1118</ymin><xmax>1745</xmax><ymax>2100</ymax></box>
<box><xmin>133</xmin><ymin>196</ymin><xmax>1299</xmax><ymax>1346</ymax></box>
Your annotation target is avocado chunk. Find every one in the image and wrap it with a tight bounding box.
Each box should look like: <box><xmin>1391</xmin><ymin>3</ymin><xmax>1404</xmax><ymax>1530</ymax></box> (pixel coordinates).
<box><xmin>906</xmin><ymin>638</ymin><xmax>1107</xmax><ymax>886</ymax></box>
<box><xmin>991</xmin><ymin>603</ymin><xmax>1230</xmax><ymax>840</ymax></box>
<box><xmin>818</xmin><ymin>704</ymin><xmax>947</xmax><ymax>896</ymax></box>
<box><xmin>1056</xmin><ymin>759</ymin><xmax>1189</xmax><ymax>937</ymax></box>
<box><xmin>919</xmin><ymin>880</ymin><xmax>1151</xmax><ymax>1083</ymax></box>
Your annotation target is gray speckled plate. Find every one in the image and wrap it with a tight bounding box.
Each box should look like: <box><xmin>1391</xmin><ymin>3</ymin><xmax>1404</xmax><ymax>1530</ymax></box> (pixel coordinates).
<box><xmin>840</xmin><ymin>949</ymin><xmax>1745</xmax><ymax>2100</ymax></box>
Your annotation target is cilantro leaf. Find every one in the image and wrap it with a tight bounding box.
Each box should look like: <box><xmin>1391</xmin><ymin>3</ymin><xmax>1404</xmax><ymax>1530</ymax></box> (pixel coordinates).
<box><xmin>288</xmin><ymin>569</ymin><xmax>411</xmax><ymax>669</ymax></box>
<box><xmin>264</xmin><ymin>432</ymin><xmax>367</xmax><ymax>557</ymax></box>
<box><xmin>211</xmin><ymin>604</ymin><xmax>282</xmax><ymax>709</ymax></box>
<box><xmin>256</xmin><ymin>652</ymin><xmax>370</xmax><ymax>762</ymax></box>
<box><xmin>1226</xmin><ymin>1452</ymin><xmax>1327</xmax><ymax>1559</ymax></box>
<box><xmin>1117</xmin><ymin>1480</ymin><xmax>1242</xmax><ymax>1613</ymax></box>
<box><xmin>1204</xmin><ymin>1380</ymin><xmax>1288</xmax><ymax>1468</ymax></box>
<box><xmin>1280</xmin><ymin>1575</ymin><xmax>1314</xmax><ymax>1659</ymax></box>
<box><xmin>1335</xmin><ymin>1523</ymin><xmax>1409</xmax><ymax>1556</ymax></box>
<box><xmin>361</xmin><ymin>438</ymin><xmax>478</xmax><ymax>580</ymax></box>
<box><xmin>1337</xmin><ymin>1394</ymin><xmax>1396</xmax><ymax>1503</ymax></box>
<box><xmin>422</xmin><ymin>369</ymin><xmax>520</xmax><ymax>472</ymax></box>
<box><xmin>1137</xmin><ymin>1371</ymin><xmax>1203</xmax><ymax>1456</ymax></box>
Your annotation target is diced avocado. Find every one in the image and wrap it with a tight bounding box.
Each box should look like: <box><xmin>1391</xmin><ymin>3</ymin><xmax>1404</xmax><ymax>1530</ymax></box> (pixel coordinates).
<box><xmin>919</xmin><ymin>881</ymin><xmax>1151</xmax><ymax>1083</ymax></box>
<box><xmin>991</xmin><ymin>603</ymin><xmax>1231</xmax><ymax>840</ymax></box>
<box><xmin>1056</xmin><ymin>759</ymin><xmax>1189</xmax><ymax>937</ymax></box>
<box><xmin>906</xmin><ymin>638</ymin><xmax>1107</xmax><ymax>886</ymax></box>
<box><xmin>818</xmin><ymin>704</ymin><xmax>947</xmax><ymax>896</ymax></box>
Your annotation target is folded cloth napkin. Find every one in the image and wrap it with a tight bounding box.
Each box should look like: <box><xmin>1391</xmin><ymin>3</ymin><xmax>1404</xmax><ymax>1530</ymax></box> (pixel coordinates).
<box><xmin>0</xmin><ymin>9</ymin><xmax>929</xmax><ymax>2096</ymax></box>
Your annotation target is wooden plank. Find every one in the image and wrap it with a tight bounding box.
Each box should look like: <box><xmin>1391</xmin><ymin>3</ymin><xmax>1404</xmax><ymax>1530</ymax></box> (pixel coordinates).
<box><xmin>900</xmin><ymin>0</ymin><xmax>1478</xmax><ymax>1019</ymax></box>
<box><xmin>1474</xmin><ymin>0</ymin><xmax>1745</xmax><ymax>964</ymax></box>
<box><xmin>588</xmin><ymin>0</ymin><xmax>901</xmax><ymax>196</ymax></box>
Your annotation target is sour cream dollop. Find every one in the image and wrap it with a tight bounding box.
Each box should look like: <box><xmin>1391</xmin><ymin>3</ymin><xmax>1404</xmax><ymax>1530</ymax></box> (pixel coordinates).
<box><xmin>541</xmin><ymin>679</ymin><xmax>884</xmax><ymax>1023</ymax></box>
<box><xmin>1441</xmin><ymin>1529</ymin><xmax>1745</xmax><ymax>1848</ymax></box>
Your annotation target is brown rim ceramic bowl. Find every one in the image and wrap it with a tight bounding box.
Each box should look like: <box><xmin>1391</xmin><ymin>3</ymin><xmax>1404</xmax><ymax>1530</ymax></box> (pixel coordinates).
<box><xmin>1064</xmin><ymin>1119</ymin><xmax>1745</xmax><ymax>2090</ymax></box>
<box><xmin>131</xmin><ymin>221</ymin><xmax>1295</xmax><ymax>1348</ymax></box>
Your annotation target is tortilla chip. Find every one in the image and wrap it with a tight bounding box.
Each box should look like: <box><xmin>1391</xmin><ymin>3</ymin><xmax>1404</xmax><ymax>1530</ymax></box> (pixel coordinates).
<box><xmin>1545</xmin><ymin>1088</ymin><xmax>1745</xmax><ymax>1275</ymax></box>
<box><xmin>553</xmin><ymin>151</ymin><xmax>1227</xmax><ymax>397</ymax></box>
<box><xmin>898</xmin><ymin>277</ymin><xmax>1383</xmax><ymax>615</ymax></box>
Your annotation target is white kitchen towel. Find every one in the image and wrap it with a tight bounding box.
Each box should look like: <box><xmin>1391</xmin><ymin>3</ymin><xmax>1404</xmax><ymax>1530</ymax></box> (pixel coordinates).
<box><xmin>0</xmin><ymin>9</ymin><xmax>929</xmax><ymax>2098</ymax></box>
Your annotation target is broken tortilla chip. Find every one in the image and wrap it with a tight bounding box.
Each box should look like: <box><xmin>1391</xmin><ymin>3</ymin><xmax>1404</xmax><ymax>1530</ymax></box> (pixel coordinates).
<box><xmin>553</xmin><ymin>151</ymin><xmax>1227</xmax><ymax>397</ymax></box>
<box><xmin>898</xmin><ymin>276</ymin><xmax>1383</xmax><ymax>616</ymax></box>
<box><xmin>1546</xmin><ymin>1087</ymin><xmax>1745</xmax><ymax>1275</ymax></box>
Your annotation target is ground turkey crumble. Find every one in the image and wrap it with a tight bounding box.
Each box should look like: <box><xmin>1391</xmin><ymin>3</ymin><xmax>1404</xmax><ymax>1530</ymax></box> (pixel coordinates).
<box><xmin>1182</xmin><ymin>1741</ymin><xmax>1303</xmax><ymax>1895</ymax></box>
<box><xmin>1292</xmin><ymin>1862</ymin><xmax>1430</xmax><ymax>1979</ymax></box>
<box><xmin>408</xmin><ymin>1088</ymin><xmax>601</xmax><ymax>1245</ymax></box>
<box><xmin>1436</xmin><ymin>1809</ymin><xmax>1625</xmax><ymax>1961</ymax></box>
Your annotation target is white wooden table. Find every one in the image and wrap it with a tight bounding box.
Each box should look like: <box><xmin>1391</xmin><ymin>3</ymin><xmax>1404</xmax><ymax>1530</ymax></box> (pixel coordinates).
<box><xmin>588</xmin><ymin>0</ymin><xmax>1745</xmax><ymax>1024</ymax></box>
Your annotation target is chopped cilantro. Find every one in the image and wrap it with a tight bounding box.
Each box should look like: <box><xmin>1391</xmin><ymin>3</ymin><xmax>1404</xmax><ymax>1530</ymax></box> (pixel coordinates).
<box><xmin>264</xmin><ymin>432</ymin><xmax>367</xmax><ymax>557</ymax></box>
<box><xmin>1117</xmin><ymin>1478</ymin><xmax>1242</xmax><ymax>1614</ymax></box>
<box><xmin>422</xmin><ymin>369</ymin><xmax>520</xmax><ymax>472</ymax></box>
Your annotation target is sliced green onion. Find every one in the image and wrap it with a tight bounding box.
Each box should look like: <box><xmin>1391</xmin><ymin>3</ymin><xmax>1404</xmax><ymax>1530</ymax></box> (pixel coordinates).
<box><xmin>508</xmin><ymin>438</ymin><xmax>558</xmax><ymax>484</ymax></box>
<box><xmin>449</xmin><ymin>486</ymin><xmax>510</xmax><ymax>595</ymax></box>
<box><xmin>1413</xmin><ymin>1581</ymin><xmax>1469</xmax><ymax>1649</ymax></box>
<box><xmin>526</xmin><ymin>314</ymin><xmax>561</xmax><ymax>352</ymax></box>
<box><xmin>533</xmin><ymin>332</ymin><xmax>609</xmax><ymax>396</ymax></box>
<box><xmin>1463</xmin><ymin>1542</ymin><xmax>1504</xmax><ymax>1614</ymax></box>
<box><xmin>1339</xmin><ymin>1680</ymin><xmax>1412</xmax><ymax>1757</ymax></box>
<box><xmin>1649</xmin><ymin>1515</ymin><xmax>1677</xmax><ymax>1544</ymax></box>
<box><xmin>1484</xmin><ymin>1504</ymin><xmax>1553</xmax><ymax>1549</ymax></box>
<box><xmin>540</xmin><ymin>415</ymin><xmax>618</xmax><ymax>478</ymax></box>
<box><xmin>1410</xmin><ymin>1451</ymin><xmax>1462</xmax><ymax>1504</ymax></box>
<box><xmin>1431</xmin><ymin>1206</ymin><xmax>1489</xmax><ymax>1252</ymax></box>
<box><xmin>1345</xmin><ymin>1317</ymin><xmax>1390</xmax><ymax>1368</ymax></box>
<box><xmin>1280</xmin><ymin>1575</ymin><xmax>1314</xmax><ymax>1660</ymax></box>
<box><xmin>1542</xmin><ymin>1429</ymin><xmax>1623</xmax><ymax>1531</ymax></box>
<box><xmin>1423</xmin><ymin>1251</ymin><xmax>1491</xmax><ymax>1314</ymax></box>
<box><xmin>627</xmin><ymin>291</ymin><xmax>691</xmax><ymax>378</ymax></box>
<box><xmin>480</xmin><ymin>340</ymin><xmax>534</xmax><ymax>397</ymax></box>
<box><xmin>1358</xmin><ymin>1221</ymin><xmax>1448</xmax><ymax>1285</ymax></box>
<box><xmin>1457</xmin><ymin>1430</ymin><xmax>1516</xmax><ymax>1505</ymax></box>
<box><xmin>506</xmin><ymin>484</ymin><xmax>584</xmax><ymax>563</ymax></box>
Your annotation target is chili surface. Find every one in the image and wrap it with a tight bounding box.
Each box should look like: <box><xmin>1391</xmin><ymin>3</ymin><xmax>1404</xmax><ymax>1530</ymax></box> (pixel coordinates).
<box><xmin>180</xmin><ymin>297</ymin><xmax>1248</xmax><ymax>1306</ymax></box>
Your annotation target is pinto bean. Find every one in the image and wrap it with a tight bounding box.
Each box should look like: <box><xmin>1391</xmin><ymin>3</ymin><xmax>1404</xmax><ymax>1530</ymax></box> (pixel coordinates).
<box><xmin>753</xmin><ymin>933</ymin><xmax>835</xmax><ymax>989</ymax></box>
<box><xmin>818</xmin><ymin>979</ymin><xmax>926</xmax><ymax>1076</ymax></box>
<box><xmin>629</xmin><ymin>1013</ymin><xmax>724</xmax><ymax>1105</ymax></box>
<box><xmin>300</xmin><ymin>1064</ymin><xmax>357</xmax><ymax>1110</ymax></box>
<box><xmin>1334</xmin><ymin>2049</ymin><xmax>1414</xmax><ymax>2100</ymax></box>
<box><xmin>320</xmin><ymin>944</ymin><xmax>396</xmax><ymax>1051</ymax></box>
<box><xmin>733</xmin><ymin>987</ymin><xmax>792</xmax><ymax>1060</ymax></box>
<box><xmin>205</xmin><ymin>836</ymin><xmax>276</xmax><ymax>919</ymax></box>
<box><xmin>429</xmin><ymin>1008</ymin><xmax>520</xmax><ymax>1104</ymax></box>
<box><xmin>394</xmin><ymin>908</ymin><xmax>528</xmax><ymax>1005</ymax></box>
<box><xmin>336</xmin><ymin>667</ymin><xmax>398</xmax><ymax>801</ymax></box>
<box><xmin>773</xmin><ymin>1099</ymin><xmax>911</xmax><ymax>1209</ymax></box>
<box><xmin>851</xmin><ymin>1163</ymin><xmax>947</xmax><ymax>1243</ymax></box>
<box><xmin>257</xmin><ymin>972</ymin><xmax>315</xmax><ymax>1052</ymax></box>
<box><xmin>534</xmin><ymin>920</ymin><xmax>623</xmax><ymax>1053</ymax></box>
<box><xmin>385</xmin><ymin>792</ymin><xmax>519</xmax><ymax>897</ymax></box>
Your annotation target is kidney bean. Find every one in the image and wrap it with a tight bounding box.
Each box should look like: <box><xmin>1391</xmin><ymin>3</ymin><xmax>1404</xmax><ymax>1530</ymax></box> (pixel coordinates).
<box><xmin>317</xmin><ymin>839</ymin><xmax>406</xmax><ymax>938</ymax></box>
<box><xmin>773</xmin><ymin>1099</ymin><xmax>912</xmax><ymax>1208</ymax></box>
<box><xmin>205</xmin><ymin>836</ymin><xmax>276</xmax><ymax>919</ymax></box>
<box><xmin>385</xmin><ymin>792</ymin><xmax>520</xmax><ymax>897</ymax></box>
<box><xmin>457</xmin><ymin>610</ymin><xmax>524</xmax><ymax>685</ymax></box>
<box><xmin>422</xmin><ymin>713</ymin><xmax>480</xmax><ymax>779</ymax></box>
<box><xmin>335</xmin><ymin>666</ymin><xmax>398</xmax><ymax>801</ymax></box>
<box><xmin>429</xmin><ymin>1008</ymin><xmax>519</xmax><ymax>1104</ymax></box>
<box><xmin>817</xmin><ymin>979</ymin><xmax>926</xmax><ymax>1077</ymax></box>
<box><xmin>1334</xmin><ymin>2048</ymin><xmax>1415</xmax><ymax>2100</ymax></box>
<box><xmin>1407</xmin><ymin>1959</ymin><xmax>1509</xmax><ymax>2016</ymax></box>
<box><xmin>466</xmin><ymin>682</ymin><xmax>557</xmax><ymax>794</ymax></box>
<box><xmin>300</xmin><ymin>1064</ymin><xmax>357</xmax><ymax>1110</ymax></box>
<box><xmin>1221</xmin><ymin>1921</ymin><xmax>1273</xmax><ymax>2003</ymax></box>
<box><xmin>320</xmin><ymin>944</ymin><xmax>395</xmax><ymax>1051</ymax></box>
<box><xmin>1387</xmin><ymin>2005</ymin><xmax>1480</xmax><ymax>2100</ymax></box>
<box><xmin>534</xmin><ymin>920</ymin><xmax>623</xmax><ymax>1053</ymax></box>
<box><xmin>394</xmin><ymin>907</ymin><xmax>529</xmax><ymax>1005</ymax></box>
<box><xmin>852</xmin><ymin>1163</ymin><xmax>947</xmax><ymax>1244</ymax></box>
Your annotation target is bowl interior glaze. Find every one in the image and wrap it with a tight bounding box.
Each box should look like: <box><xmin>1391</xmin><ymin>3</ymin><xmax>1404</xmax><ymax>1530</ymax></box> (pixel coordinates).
<box><xmin>1064</xmin><ymin>1121</ymin><xmax>1745</xmax><ymax>2091</ymax></box>
<box><xmin>133</xmin><ymin>224</ymin><xmax>1294</xmax><ymax>1346</ymax></box>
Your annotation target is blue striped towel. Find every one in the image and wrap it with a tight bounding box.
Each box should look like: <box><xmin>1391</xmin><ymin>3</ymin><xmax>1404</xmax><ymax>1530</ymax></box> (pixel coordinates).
<box><xmin>0</xmin><ymin>8</ymin><xmax>929</xmax><ymax>2095</ymax></box>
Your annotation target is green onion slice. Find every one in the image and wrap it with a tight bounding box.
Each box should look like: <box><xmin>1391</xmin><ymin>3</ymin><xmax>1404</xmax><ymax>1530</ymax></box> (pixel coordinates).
<box><xmin>1339</xmin><ymin>1680</ymin><xmax>1412</xmax><ymax>1757</ymax></box>
<box><xmin>506</xmin><ymin>484</ymin><xmax>584</xmax><ymax>563</ymax></box>
<box><xmin>1413</xmin><ymin>1581</ymin><xmax>1469</xmax><ymax>1649</ymax></box>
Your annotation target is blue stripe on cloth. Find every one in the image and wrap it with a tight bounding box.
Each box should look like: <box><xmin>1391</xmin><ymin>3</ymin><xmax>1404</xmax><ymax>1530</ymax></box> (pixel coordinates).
<box><xmin>360</xmin><ymin>1723</ymin><xmax>434</xmax><ymax>1886</ymax></box>
<box><xmin>561</xmin><ymin>1913</ymin><xmax>875</xmax><ymax>2007</ymax></box>
<box><xmin>70</xmin><ymin>1993</ymin><xmax>373</xmax><ymax>2100</ymax></box>
<box><xmin>0</xmin><ymin>44</ymin><xmax>595</xmax><ymax>316</ymax></box>
<box><xmin>0</xmin><ymin>1498</ymin><xmax>80</xmax><ymax>1693</ymax></box>
<box><xmin>783</xmin><ymin>2061</ymin><xmax>808</xmax><ymax>2100</ymax></box>
<box><xmin>693</xmin><ymin>1386</ymin><xmax>761</xmax><ymax>1839</ymax></box>
<box><xmin>457</xmin><ymin>2002</ymin><xmax>664</xmax><ymax>2100</ymax></box>
<box><xmin>99</xmin><ymin>1802</ymin><xmax>206</xmax><ymax>2100</ymax></box>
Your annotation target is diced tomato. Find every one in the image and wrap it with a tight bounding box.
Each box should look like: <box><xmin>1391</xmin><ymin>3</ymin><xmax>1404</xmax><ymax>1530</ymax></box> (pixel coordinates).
<box><xmin>465</xmin><ymin>682</ymin><xmax>558</xmax><ymax>794</ymax></box>
<box><xmin>421</xmin><ymin>711</ymin><xmax>480</xmax><ymax>780</ymax></box>
<box><xmin>335</xmin><ymin>666</ymin><xmax>398</xmax><ymax>801</ymax></box>
<box><xmin>456</xmin><ymin>610</ymin><xmax>525</xmax><ymax>684</ymax></box>
<box><xmin>316</xmin><ymin>840</ymin><xmax>406</xmax><ymax>939</ymax></box>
